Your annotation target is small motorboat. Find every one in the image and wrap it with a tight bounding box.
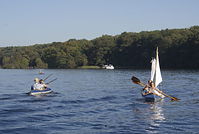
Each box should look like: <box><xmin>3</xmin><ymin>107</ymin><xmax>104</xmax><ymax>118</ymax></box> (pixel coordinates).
<box><xmin>29</xmin><ymin>88</ymin><xmax>52</xmax><ymax>95</ymax></box>
<box><xmin>103</xmin><ymin>64</ymin><xmax>114</xmax><ymax>69</ymax></box>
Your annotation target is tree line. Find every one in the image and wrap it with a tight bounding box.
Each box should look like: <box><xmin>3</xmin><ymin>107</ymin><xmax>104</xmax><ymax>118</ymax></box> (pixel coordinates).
<box><xmin>0</xmin><ymin>26</ymin><xmax>199</xmax><ymax>69</ymax></box>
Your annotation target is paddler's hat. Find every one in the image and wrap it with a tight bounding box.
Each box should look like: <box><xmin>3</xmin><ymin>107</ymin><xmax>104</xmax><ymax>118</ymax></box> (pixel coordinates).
<box><xmin>34</xmin><ymin>78</ymin><xmax>39</xmax><ymax>83</ymax></box>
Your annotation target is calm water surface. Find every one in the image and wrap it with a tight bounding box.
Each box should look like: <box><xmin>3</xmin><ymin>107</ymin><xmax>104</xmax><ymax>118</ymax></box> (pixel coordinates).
<box><xmin>0</xmin><ymin>69</ymin><xmax>198</xmax><ymax>134</ymax></box>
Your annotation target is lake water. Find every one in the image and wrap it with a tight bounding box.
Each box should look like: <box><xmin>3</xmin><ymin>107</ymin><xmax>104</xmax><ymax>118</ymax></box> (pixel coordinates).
<box><xmin>0</xmin><ymin>69</ymin><xmax>198</xmax><ymax>134</ymax></box>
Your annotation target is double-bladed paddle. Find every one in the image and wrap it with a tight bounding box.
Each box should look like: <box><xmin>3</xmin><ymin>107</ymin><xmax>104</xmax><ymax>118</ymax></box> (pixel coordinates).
<box><xmin>43</xmin><ymin>74</ymin><xmax>53</xmax><ymax>81</ymax></box>
<box><xmin>46</xmin><ymin>78</ymin><xmax>57</xmax><ymax>84</ymax></box>
<box><xmin>131</xmin><ymin>76</ymin><xmax>180</xmax><ymax>101</ymax></box>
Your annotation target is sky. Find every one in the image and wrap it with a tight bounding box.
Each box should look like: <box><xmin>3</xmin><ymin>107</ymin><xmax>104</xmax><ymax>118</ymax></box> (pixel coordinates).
<box><xmin>0</xmin><ymin>0</ymin><xmax>198</xmax><ymax>47</ymax></box>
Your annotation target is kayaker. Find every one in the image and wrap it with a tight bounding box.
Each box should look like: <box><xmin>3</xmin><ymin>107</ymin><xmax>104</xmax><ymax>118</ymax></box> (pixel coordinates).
<box><xmin>31</xmin><ymin>78</ymin><xmax>40</xmax><ymax>90</ymax></box>
<box><xmin>142</xmin><ymin>84</ymin><xmax>152</xmax><ymax>96</ymax></box>
<box><xmin>31</xmin><ymin>78</ymin><xmax>46</xmax><ymax>90</ymax></box>
<box><xmin>142</xmin><ymin>80</ymin><xmax>153</xmax><ymax>94</ymax></box>
<box><xmin>147</xmin><ymin>80</ymin><xmax>154</xmax><ymax>88</ymax></box>
<box><xmin>39</xmin><ymin>79</ymin><xmax>48</xmax><ymax>90</ymax></box>
<box><xmin>148</xmin><ymin>80</ymin><xmax>165</xmax><ymax>98</ymax></box>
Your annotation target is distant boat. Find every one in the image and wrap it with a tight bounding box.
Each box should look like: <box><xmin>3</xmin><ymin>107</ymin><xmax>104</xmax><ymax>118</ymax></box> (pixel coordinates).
<box><xmin>39</xmin><ymin>69</ymin><xmax>44</xmax><ymax>74</ymax></box>
<box><xmin>103</xmin><ymin>64</ymin><xmax>114</xmax><ymax>69</ymax></box>
<box><xmin>142</xmin><ymin>47</ymin><xmax>165</xmax><ymax>101</ymax></box>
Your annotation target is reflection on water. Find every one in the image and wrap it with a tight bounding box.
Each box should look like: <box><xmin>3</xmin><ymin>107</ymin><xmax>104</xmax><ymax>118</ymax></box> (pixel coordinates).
<box><xmin>150</xmin><ymin>100</ymin><xmax>165</xmax><ymax>123</ymax></box>
<box><xmin>0</xmin><ymin>69</ymin><xmax>198</xmax><ymax>133</ymax></box>
<box><xmin>145</xmin><ymin>100</ymin><xmax>166</xmax><ymax>133</ymax></box>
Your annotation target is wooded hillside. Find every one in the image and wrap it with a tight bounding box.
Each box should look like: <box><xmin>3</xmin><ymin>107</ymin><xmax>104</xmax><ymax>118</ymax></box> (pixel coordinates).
<box><xmin>0</xmin><ymin>26</ymin><xmax>199</xmax><ymax>69</ymax></box>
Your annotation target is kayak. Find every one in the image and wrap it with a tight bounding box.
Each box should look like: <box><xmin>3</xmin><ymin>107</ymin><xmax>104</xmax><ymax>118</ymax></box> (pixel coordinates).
<box><xmin>29</xmin><ymin>88</ymin><xmax>52</xmax><ymax>95</ymax></box>
<box><xmin>142</xmin><ymin>92</ymin><xmax>162</xmax><ymax>102</ymax></box>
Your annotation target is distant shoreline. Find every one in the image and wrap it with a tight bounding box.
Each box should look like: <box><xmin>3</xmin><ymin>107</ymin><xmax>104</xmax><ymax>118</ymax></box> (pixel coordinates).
<box><xmin>0</xmin><ymin>26</ymin><xmax>199</xmax><ymax>69</ymax></box>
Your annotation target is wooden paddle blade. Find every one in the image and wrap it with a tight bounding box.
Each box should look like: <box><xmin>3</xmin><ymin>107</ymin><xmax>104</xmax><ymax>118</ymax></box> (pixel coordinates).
<box><xmin>131</xmin><ymin>76</ymin><xmax>140</xmax><ymax>83</ymax></box>
<box><xmin>171</xmin><ymin>97</ymin><xmax>180</xmax><ymax>101</ymax></box>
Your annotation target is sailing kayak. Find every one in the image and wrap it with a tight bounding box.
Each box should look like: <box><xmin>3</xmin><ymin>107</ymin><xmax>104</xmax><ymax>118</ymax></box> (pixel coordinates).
<box><xmin>142</xmin><ymin>47</ymin><xmax>164</xmax><ymax>101</ymax></box>
<box><xmin>29</xmin><ymin>88</ymin><xmax>52</xmax><ymax>95</ymax></box>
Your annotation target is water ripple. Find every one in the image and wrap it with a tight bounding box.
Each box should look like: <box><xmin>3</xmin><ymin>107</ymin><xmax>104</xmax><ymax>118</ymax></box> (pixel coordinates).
<box><xmin>0</xmin><ymin>69</ymin><xmax>198</xmax><ymax>134</ymax></box>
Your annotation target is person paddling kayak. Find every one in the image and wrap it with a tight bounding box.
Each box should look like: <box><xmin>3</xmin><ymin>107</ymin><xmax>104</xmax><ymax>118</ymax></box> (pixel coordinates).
<box><xmin>144</xmin><ymin>80</ymin><xmax>165</xmax><ymax>98</ymax></box>
<box><xmin>31</xmin><ymin>78</ymin><xmax>48</xmax><ymax>91</ymax></box>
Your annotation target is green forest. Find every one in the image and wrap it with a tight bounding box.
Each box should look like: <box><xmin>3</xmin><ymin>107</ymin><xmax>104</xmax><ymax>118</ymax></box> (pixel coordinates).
<box><xmin>0</xmin><ymin>26</ymin><xmax>199</xmax><ymax>69</ymax></box>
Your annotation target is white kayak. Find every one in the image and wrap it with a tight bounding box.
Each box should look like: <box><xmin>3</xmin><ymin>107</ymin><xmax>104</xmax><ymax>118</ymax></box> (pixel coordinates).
<box><xmin>29</xmin><ymin>88</ymin><xmax>52</xmax><ymax>95</ymax></box>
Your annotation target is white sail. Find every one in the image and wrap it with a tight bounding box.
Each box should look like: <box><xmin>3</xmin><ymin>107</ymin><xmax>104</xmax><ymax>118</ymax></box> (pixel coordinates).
<box><xmin>150</xmin><ymin>58</ymin><xmax>156</xmax><ymax>81</ymax></box>
<box><xmin>153</xmin><ymin>47</ymin><xmax>162</xmax><ymax>87</ymax></box>
<box><xmin>150</xmin><ymin>47</ymin><xmax>164</xmax><ymax>98</ymax></box>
